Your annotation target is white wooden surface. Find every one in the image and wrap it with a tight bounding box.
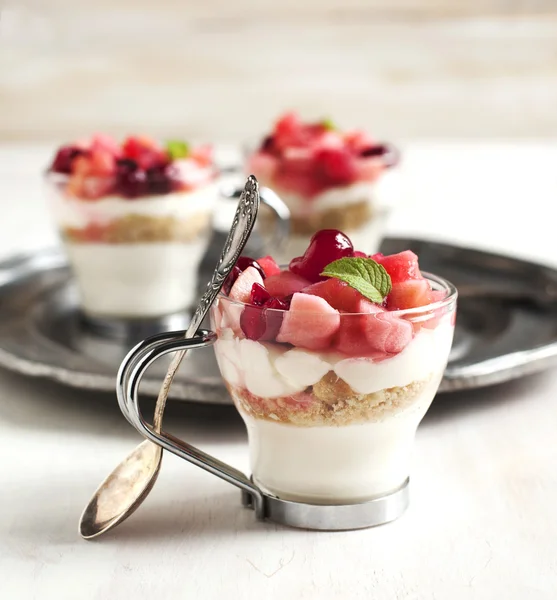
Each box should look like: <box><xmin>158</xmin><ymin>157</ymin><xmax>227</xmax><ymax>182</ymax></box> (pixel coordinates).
<box><xmin>1</xmin><ymin>142</ymin><xmax>557</xmax><ymax>599</ymax></box>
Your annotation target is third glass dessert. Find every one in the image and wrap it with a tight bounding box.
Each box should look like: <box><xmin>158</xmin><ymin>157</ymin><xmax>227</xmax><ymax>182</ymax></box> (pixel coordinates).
<box><xmin>246</xmin><ymin>112</ymin><xmax>398</xmax><ymax>261</ymax></box>
<box><xmin>211</xmin><ymin>229</ymin><xmax>456</xmax><ymax>505</ymax></box>
<box><xmin>46</xmin><ymin>134</ymin><xmax>217</xmax><ymax>319</ymax></box>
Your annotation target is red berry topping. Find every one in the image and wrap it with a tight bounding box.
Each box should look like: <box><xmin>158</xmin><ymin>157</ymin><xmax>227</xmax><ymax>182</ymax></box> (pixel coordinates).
<box><xmin>265</xmin><ymin>271</ymin><xmax>311</xmax><ymax>299</ymax></box>
<box><xmin>314</xmin><ymin>147</ymin><xmax>357</xmax><ymax>186</ymax></box>
<box><xmin>240</xmin><ymin>290</ymin><xmax>289</xmax><ymax>341</ymax></box>
<box><xmin>256</xmin><ymin>255</ymin><xmax>281</xmax><ymax>278</ymax></box>
<box><xmin>250</xmin><ymin>282</ymin><xmax>271</xmax><ymax>306</ymax></box>
<box><xmin>303</xmin><ymin>278</ymin><xmax>362</xmax><ymax>312</ymax></box>
<box><xmin>289</xmin><ymin>229</ymin><xmax>354</xmax><ymax>283</ymax></box>
<box><xmin>236</xmin><ymin>256</ymin><xmax>266</xmax><ymax>280</ymax></box>
<box><xmin>374</xmin><ymin>250</ymin><xmax>421</xmax><ymax>284</ymax></box>
<box><xmin>115</xmin><ymin>159</ymin><xmax>147</xmax><ymax>198</ymax></box>
<box><xmin>51</xmin><ymin>146</ymin><xmax>83</xmax><ymax>174</ymax></box>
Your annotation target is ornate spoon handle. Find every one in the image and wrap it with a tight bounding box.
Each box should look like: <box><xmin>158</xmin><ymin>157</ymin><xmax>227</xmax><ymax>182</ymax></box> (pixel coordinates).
<box><xmin>152</xmin><ymin>175</ymin><xmax>260</xmax><ymax>432</ymax></box>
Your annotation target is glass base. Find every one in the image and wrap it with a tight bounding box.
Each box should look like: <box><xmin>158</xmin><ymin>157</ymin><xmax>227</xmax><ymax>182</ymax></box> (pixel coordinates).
<box><xmin>241</xmin><ymin>477</ymin><xmax>409</xmax><ymax>531</ymax></box>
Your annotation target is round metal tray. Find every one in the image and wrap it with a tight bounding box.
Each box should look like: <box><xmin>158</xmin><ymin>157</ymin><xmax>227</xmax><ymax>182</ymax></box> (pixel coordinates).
<box><xmin>0</xmin><ymin>239</ymin><xmax>556</xmax><ymax>403</ymax></box>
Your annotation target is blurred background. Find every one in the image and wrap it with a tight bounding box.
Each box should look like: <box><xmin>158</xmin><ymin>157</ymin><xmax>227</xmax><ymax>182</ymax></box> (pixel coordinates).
<box><xmin>1</xmin><ymin>0</ymin><xmax>556</xmax><ymax>264</ymax></box>
<box><xmin>1</xmin><ymin>0</ymin><xmax>557</xmax><ymax>143</ymax></box>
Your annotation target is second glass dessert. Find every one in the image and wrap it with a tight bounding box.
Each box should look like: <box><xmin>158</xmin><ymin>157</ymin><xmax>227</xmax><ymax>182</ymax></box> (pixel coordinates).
<box><xmin>46</xmin><ymin>134</ymin><xmax>217</xmax><ymax>319</ymax></box>
<box><xmin>246</xmin><ymin>112</ymin><xmax>398</xmax><ymax>263</ymax></box>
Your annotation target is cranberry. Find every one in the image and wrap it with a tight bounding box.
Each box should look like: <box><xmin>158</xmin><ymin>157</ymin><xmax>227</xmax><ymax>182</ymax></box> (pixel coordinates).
<box><xmin>260</xmin><ymin>135</ymin><xmax>276</xmax><ymax>154</ymax></box>
<box><xmin>51</xmin><ymin>146</ymin><xmax>83</xmax><ymax>174</ymax></box>
<box><xmin>314</xmin><ymin>148</ymin><xmax>357</xmax><ymax>186</ymax></box>
<box><xmin>146</xmin><ymin>164</ymin><xmax>172</xmax><ymax>194</ymax></box>
<box><xmin>360</xmin><ymin>144</ymin><xmax>387</xmax><ymax>158</ymax></box>
<box><xmin>289</xmin><ymin>229</ymin><xmax>354</xmax><ymax>283</ymax></box>
<box><xmin>115</xmin><ymin>159</ymin><xmax>148</xmax><ymax>198</ymax></box>
<box><xmin>240</xmin><ymin>306</ymin><xmax>267</xmax><ymax>341</ymax></box>
<box><xmin>250</xmin><ymin>282</ymin><xmax>271</xmax><ymax>306</ymax></box>
<box><xmin>236</xmin><ymin>256</ymin><xmax>266</xmax><ymax>280</ymax></box>
<box><xmin>240</xmin><ymin>293</ymin><xmax>288</xmax><ymax>341</ymax></box>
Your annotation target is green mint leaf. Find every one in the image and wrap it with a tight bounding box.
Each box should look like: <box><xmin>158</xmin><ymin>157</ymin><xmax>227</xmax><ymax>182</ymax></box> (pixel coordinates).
<box><xmin>166</xmin><ymin>140</ymin><xmax>190</xmax><ymax>160</ymax></box>
<box><xmin>321</xmin><ymin>257</ymin><xmax>392</xmax><ymax>303</ymax></box>
<box><xmin>321</xmin><ymin>118</ymin><xmax>335</xmax><ymax>131</ymax></box>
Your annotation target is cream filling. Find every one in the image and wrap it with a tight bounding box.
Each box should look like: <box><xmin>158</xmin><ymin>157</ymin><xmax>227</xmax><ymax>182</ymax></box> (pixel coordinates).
<box><xmin>66</xmin><ymin>240</ymin><xmax>208</xmax><ymax>317</ymax></box>
<box><xmin>51</xmin><ymin>183</ymin><xmax>219</xmax><ymax>229</ymax></box>
<box><xmin>214</xmin><ymin>319</ymin><xmax>454</xmax><ymax>399</ymax></box>
<box><xmin>244</xmin><ymin>375</ymin><xmax>440</xmax><ymax>503</ymax></box>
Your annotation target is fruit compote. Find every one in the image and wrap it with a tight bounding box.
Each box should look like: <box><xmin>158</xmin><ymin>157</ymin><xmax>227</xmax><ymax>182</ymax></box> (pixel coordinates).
<box><xmin>211</xmin><ymin>229</ymin><xmax>457</xmax><ymax>504</ymax></box>
<box><xmin>46</xmin><ymin>134</ymin><xmax>217</xmax><ymax>318</ymax></box>
<box><xmin>246</xmin><ymin>112</ymin><xmax>398</xmax><ymax>262</ymax></box>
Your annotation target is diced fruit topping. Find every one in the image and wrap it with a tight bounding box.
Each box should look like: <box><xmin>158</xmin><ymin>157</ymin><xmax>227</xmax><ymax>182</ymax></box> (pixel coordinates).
<box><xmin>256</xmin><ymin>255</ymin><xmax>281</xmax><ymax>278</ymax></box>
<box><xmin>222</xmin><ymin>229</ymin><xmax>451</xmax><ymax>357</ymax></box>
<box><xmin>387</xmin><ymin>279</ymin><xmax>432</xmax><ymax>310</ymax></box>
<box><xmin>277</xmin><ymin>293</ymin><xmax>340</xmax><ymax>351</ymax></box>
<box><xmin>51</xmin><ymin>146</ymin><xmax>84</xmax><ymax>174</ymax></box>
<box><xmin>290</xmin><ymin>229</ymin><xmax>354</xmax><ymax>283</ymax></box>
<box><xmin>265</xmin><ymin>271</ymin><xmax>311</xmax><ymax>299</ymax></box>
<box><xmin>303</xmin><ymin>278</ymin><xmax>362</xmax><ymax>312</ymax></box>
<box><xmin>250</xmin><ymin>282</ymin><xmax>271</xmax><ymax>306</ymax></box>
<box><xmin>48</xmin><ymin>133</ymin><xmax>214</xmax><ymax>200</ymax></box>
<box><xmin>225</xmin><ymin>255</ymin><xmax>265</xmax><ymax>295</ymax></box>
<box><xmin>248</xmin><ymin>111</ymin><xmax>396</xmax><ymax>198</ymax></box>
<box><xmin>240</xmin><ymin>284</ymin><xmax>290</xmax><ymax>341</ymax></box>
<box><xmin>374</xmin><ymin>250</ymin><xmax>421</xmax><ymax>284</ymax></box>
<box><xmin>229</xmin><ymin>267</ymin><xmax>264</xmax><ymax>304</ymax></box>
<box><xmin>236</xmin><ymin>256</ymin><xmax>266</xmax><ymax>280</ymax></box>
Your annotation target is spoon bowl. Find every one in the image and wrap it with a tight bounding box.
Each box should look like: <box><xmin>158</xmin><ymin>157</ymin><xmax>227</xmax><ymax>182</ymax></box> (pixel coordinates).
<box><xmin>80</xmin><ymin>440</ymin><xmax>161</xmax><ymax>539</ymax></box>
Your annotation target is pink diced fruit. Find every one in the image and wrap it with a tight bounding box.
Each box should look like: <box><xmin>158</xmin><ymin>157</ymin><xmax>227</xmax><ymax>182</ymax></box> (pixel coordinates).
<box><xmin>265</xmin><ymin>271</ymin><xmax>311</xmax><ymax>299</ymax></box>
<box><xmin>277</xmin><ymin>293</ymin><xmax>340</xmax><ymax>351</ymax></box>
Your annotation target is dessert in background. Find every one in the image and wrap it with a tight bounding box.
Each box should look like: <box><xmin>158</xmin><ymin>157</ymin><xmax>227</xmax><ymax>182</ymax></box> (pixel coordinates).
<box><xmin>46</xmin><ymin>134</ymin><xmax>218</xmax><ymax>318</ymax></box>
<box><xmin>211</xmin><ymin>229</ymin><xmax>456</xmax><ymax>504</ymax></box>
<box><xmin>246</xmin><ymin>112</ymin><xmax>398</xmax><ymax>261</ymax></box>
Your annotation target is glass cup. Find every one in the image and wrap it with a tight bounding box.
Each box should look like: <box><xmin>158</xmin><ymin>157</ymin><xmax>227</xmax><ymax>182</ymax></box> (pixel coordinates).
<box><xmin>211</xmin><ymin>273</ymin><xmax>457</xmax><ymax>504</ymax></box>
<box><xmin>244</xmin><ymin>142</ymin><xmax>399</xmax><ymax>264</ymax></box>
<box><xmin>45</xmin><ymin>172</ymin><xmax>218</xmax><ymax>319</ymax></box>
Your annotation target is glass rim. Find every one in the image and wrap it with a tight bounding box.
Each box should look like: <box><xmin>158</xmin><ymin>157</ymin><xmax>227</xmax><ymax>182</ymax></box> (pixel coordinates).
<box><xmin>218</xmin><ymin>271</ymin><xmax>457</xmax><ymax>316</ymax></box>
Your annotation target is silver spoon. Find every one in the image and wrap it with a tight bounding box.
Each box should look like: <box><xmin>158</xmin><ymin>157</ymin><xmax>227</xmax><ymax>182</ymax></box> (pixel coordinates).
<box><xmin>79</xmin><ymin>175</ymin><xmax>261</xmax><ymax>539</ymax></box>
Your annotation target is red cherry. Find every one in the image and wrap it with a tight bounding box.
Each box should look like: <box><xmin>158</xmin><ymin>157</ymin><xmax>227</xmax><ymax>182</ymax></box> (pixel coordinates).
<box><xmin>353</xmin><ymin>251</ymin><xmax>367</xmax><ymax>258</ymax></box>
<box><xmin>314</xmin><ymin>147</ymin><xmax>357</xmax><ymax>186</ymax></box>
<box><xmin>289</xmin><ymin>229</ymin><xmax>354</xmax><ymax>283</ymax></box>
<box><xmin>240</xmin><ymin>295</ymin><xmax>288</xmax><ymax>341</ymax></box>
<box><xmin>51</xmin><ymin>146</ymin><xmax>84</xmax><ymax>174</ymax></box>
<box><xmin>250</xmin><ymin>282</ymin><xmax>271</xmax><ymax>306</ymax></box>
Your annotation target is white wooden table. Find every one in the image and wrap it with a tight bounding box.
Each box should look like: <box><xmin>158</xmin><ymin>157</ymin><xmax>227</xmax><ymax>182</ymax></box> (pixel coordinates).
<box><xmin>1</xmin><ymin>143</ymin><xmax>556</xmax><ymax>600</ymax></box>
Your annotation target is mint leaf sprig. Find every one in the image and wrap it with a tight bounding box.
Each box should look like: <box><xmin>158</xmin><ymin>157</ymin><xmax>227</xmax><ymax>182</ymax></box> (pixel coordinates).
<box><xmin>321</xmin><ymin>257</ymin><xmax>392</xmax><ymax>304</ymax></box>
<box><xmin>166</xmin><ymin>140</ymin><xmax>190</xmax><ymax>160</ymax></box>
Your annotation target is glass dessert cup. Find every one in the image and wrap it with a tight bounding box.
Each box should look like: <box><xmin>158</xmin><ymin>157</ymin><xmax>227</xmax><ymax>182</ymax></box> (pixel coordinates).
<box><xmin>211</xmin><ymin>273</ymin><xmax>457</xmax><ymax>506</ymax></box>
<box><xmin>45</xmin><ymin>172</ymin><xmax>217</xmax><ymax>319</ymax></box>
<box><xmin>244</xmin><ymin>113</ymin><xmax>399</xmax><ymax>262</ymax></box>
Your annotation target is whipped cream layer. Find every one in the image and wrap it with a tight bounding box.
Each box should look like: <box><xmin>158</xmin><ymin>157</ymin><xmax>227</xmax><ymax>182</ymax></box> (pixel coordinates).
<box><xmin>50</xmin><ymin>183</ymin><xmax>219</xmax><ymax>229</ymax></box>
<box><xmin>214</xmin><ymin>318</ymin><xmax>454</xmax><ymax>399</ymax></box>
<box><xmin>67</xmin><ymin>240</ymin><xmax>207</xmax><ymax>317</ymax></box>
<box><xmin>245</xmin><ymin>376</ymin><xmax>441</xmax><ymax>503</ymax></box>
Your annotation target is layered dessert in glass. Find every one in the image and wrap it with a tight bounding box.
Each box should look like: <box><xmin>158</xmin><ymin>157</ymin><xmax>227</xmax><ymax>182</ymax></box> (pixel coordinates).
<box><xmin>211</xmin><ymin>229</ymin><xmax>456</xmax><ymax>505</ymax></box>
<box><xmin>246</xmin><ymin>112</ymin><xmax>398</xmax><ymax>261</ymax></box>
<box><xmin>46</xmin><ymin>134</ymin><xmax>217</xmax><ymax>318</ymax></box>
